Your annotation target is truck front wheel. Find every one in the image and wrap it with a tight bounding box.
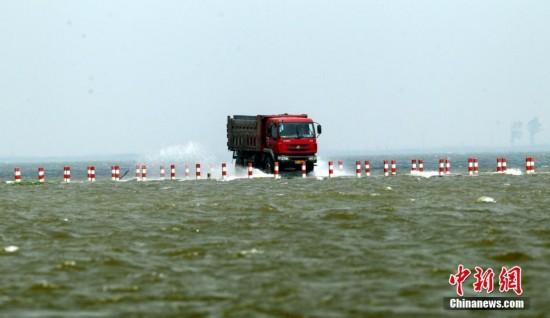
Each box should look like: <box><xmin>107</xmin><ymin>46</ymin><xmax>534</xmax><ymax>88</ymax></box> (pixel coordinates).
<box><xmin>264</xmin><ymin>156</ymin><xmax>275</xmax><ymax>174</ymax></box>
<box><xmin>306</xmin><ymin>163</ymin><xmax>314</xmax><ymax>174</ymax></box>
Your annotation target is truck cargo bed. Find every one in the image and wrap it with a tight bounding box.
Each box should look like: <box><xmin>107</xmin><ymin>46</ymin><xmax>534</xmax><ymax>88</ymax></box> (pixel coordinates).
<box><xmin>227</xmin><ymin>115</ymin><xmax>261</xmax><ymax>152</ymax></box>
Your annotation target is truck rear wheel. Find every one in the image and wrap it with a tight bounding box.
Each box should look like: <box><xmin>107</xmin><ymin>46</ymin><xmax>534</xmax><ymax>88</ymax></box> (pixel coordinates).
<box><xmin>306</xmin><ymin>163</ymin><xmax>314</xmax><ymax>174</ymax></box>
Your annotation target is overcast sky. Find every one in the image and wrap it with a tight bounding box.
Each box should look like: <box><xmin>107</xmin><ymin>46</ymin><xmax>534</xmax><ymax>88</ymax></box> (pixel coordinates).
<box><xmin>1</xmin><ymin>0</ymin><xmax>549</xmax><ymax>158</ymax></box>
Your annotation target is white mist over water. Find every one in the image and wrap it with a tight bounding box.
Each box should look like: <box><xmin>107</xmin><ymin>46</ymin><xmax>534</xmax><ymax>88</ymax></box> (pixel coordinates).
<box><xmin>143</xmin><ymin>142</ymin><xmax>220</xmax><ymax>165</ymax></box>
<box><xmin>137</xmin><ymin>141</ymin><xmax>274</xmax><ymax>181</ymax></box>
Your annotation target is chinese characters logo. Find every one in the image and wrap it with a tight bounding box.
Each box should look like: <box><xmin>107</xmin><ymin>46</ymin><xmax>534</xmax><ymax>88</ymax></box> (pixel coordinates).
<box><xmin>449</xmin><ymin>264</ymin><xmax>522</xmax><ymax>296</ymax></box>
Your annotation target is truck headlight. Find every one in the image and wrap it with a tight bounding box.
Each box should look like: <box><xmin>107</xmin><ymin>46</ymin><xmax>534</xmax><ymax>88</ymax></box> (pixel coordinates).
<box><xmin>278</xmin><ymin>156</ymin><xmax>289</xmax><ymax>161</ymax></box>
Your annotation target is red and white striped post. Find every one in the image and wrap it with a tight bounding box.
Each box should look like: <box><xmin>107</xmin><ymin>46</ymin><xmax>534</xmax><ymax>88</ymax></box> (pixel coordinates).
<box><xmin>170</xmin><ymin>164</ymin><xmax>176</xmax><ymax>180</ymax></box>
<box><xmin>141</xmin><ymin>164</ymin><xmax>147</xmax><ymax>181</ymax></box>
<box><xmin>355</xmin><ymin>160</ymin><xmax>361</xmax><ymax>178</ymax></box>
<box><xmin>338</xmin><ymin>160</ymin><xmax>344</xmax><ymax>171</ymax></box>
<box><xmin>438</xmin><ymin>159</ymin><xmax>445</xmax><ymax>176</ymax></box>
<box><xmin>328</xmin><ymin>161</ymin><xmax>334</xmax><ymax>178</ymax></box>
<box><xmin>301</xmin><ymin>162</ymin><xmax>307</xmax><ymax>178</ymax></box>
<box><xmin>38</xmin><ymin>167</ymin><xmax>45</xmax><ymax>183</ymax></box>
<box><xmin>364</xmin><ymin>160</ymin><xmax>370</xmax><ymax>177</ymax></box>
<box><xmin>135</xmin><ymin>164</ymin><xmax>141</xmax><ymax>181</ymax></box>
<box><xmin>391</xmin><ymin>160</ymin><xmax>397</xmax><ymax>176</ymax></box>
<box><xmin>111</xmin><ymin>165</ymin><xmax>120</xmax><ymax>181</ymax></box>
<box><xmin>497</xmin><ymin>157</ymin><xmax>508</xmax><ymax>173</ymax></box>
<box><xmin>221</xmin><ymin>163</ymin><xmax>227</xmax><ymax>180</ymax></box>
<box><xmin>247</xmin><ymin>161</ymin><xmax>253</xmax><ymax>179</ymax></box>
<box><xmin>14</xmin><ymin>167</ymin><xmax>22</xmax><ymax>183</ymax></box>
<box><xmin>526</xmin><ymin>157</ymin><xmax>535</xmax><ymax>174</ymax></box>
<box><xmin>63</xmin><ymin>166</ymin><xmax>71</xmax><ymax>183</ymax></box>
<box><xmin>87</xmin><ymin>166</ymin><xmax>96</xmax><ymax>182</ymax></box>
<box><xmin>195</xmin><ymin>163</ymin><xmax>201</xmax><ymax>179</ymax></box>
<box><xmin>468</xmin><ymin>158</ymin><xmax>474</xmax><ymax>176</ymax></box>
<box><xmin>383</xmin><ymin>160</ymin><xmax>389</xmax><ymax>177</ymax></box>
<box><xmin>160</xmin><ymin>165</ymin><xmax>166</xmax><ymax>180</ymax></box>
<box><xmin>418</xmin><ymin>160</ymin><xmax>424</xmax><ymax>172</ymax></box>
<box><xmin>474</xmin><ymin>158</ymin><xmax>479</xmax><ymax>175</ymax></box>
<box><xmin>274</xmin><ymin>161</ymin><xmax>280</xmax><ymax>179</ymax></box>
<box><xmin>445</xmin><ymin>159</ymin><xmax>451</xmax><ymax>175</ymax></box>
<box><xmin>411</xmin><ymin>160</ymin><xmax>418</xmax><ymax>174</ymax></box>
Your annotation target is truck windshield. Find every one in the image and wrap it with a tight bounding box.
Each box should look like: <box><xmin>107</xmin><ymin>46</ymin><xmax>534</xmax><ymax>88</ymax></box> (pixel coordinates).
<box><xmin>278</xmin><ymin>123</ymin><xmax>315</xmax><ymax>138</ymax></box>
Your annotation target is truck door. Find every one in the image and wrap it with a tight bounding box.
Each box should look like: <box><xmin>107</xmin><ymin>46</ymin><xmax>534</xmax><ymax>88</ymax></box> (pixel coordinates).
<box><xmin>266</xmin><ymin>123</ymin><xmax>277</xmax><ymax>149</ymax></box>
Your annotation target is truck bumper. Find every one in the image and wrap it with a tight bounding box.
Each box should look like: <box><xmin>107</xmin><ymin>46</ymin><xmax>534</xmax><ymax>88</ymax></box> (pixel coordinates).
<box><xmin>276</xmin><ymin>155</ymin><xmax>317</xmax><ymax>164</ymax></box>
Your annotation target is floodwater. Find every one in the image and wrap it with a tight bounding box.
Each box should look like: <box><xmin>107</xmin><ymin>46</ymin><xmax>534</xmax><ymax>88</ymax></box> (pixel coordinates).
<box><xmin>1</xmin><ymin>153</ymin><xmax>549</xmax><ymax>317</ymax></box>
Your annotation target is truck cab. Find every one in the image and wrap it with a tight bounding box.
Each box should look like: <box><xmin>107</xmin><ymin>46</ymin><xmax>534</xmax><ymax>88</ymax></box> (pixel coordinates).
<box><xmin>263</xmin><ymin>116</ymin><xmax>320</xmax><ymax>173</ymax></box>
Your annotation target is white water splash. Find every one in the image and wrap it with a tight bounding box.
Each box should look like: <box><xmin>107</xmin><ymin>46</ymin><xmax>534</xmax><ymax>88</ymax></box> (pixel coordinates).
<box><xmin>477</xmin><ymin>196</ymin><xmax>496</xmax><ymax>203</ymax></box>
<box><xmin>486</xmin><ymin>168</ymin><xmax>523</xmax><ymax>177</ymax></box>
<box><xmin>504</xmin><ymin>168</ymin><xmax>523</xmax><ymax>176</ymax></box>
<box><xmin>4</xmin><ymin>246</ymin><xmax>19</xmax><ymax>253</ymax></box>
<box><xmin>314</xmin><ymin>157</ymin><xmax>353</xmax><ymax>178</ymax></box>
<box><xmin>410</xmin><ymin>170</ymin><xmax>442</xmax><ymax>178</ymax></box>
<box><xmin>239</xmin><ymin>248</ymin><xmax>263</xmax><ymax>256</ymax></box>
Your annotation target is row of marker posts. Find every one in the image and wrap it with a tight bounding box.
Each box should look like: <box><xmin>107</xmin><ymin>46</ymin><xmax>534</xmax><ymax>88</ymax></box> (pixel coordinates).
<box><xmin>9</xmin><ymin>161</ymin><xmax>274</xmax><ymax>181</ymax></box>
<box><xmin>330</xmin><ymin>157</ymin><xmax>536</xmax><ymax>178</ymax></box>
<box><xmin>6</xmin><ymin>157</ymin><xmax>539</xmax><ymax>182</ymax></box>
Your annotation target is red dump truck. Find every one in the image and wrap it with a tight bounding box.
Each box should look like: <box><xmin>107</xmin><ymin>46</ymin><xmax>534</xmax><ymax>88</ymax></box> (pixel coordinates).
<box><xmin>227</xmin><ymin>114</ymin><xmax>322</xmax><ymax>173</ymax></box>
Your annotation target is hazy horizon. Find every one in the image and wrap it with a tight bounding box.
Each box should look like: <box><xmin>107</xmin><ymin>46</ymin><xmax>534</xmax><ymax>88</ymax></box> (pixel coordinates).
<box><xmin>2</xmin><ymin>1</ymin><xmax>549</xmax><ymax>159</ymax></box>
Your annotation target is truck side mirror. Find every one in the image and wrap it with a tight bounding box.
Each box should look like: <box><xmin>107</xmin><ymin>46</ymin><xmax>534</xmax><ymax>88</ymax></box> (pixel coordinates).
<box><xmin>317</xmin><ymin>124</ymin><xmax>322</xmax><ymax>135</ymax></box>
